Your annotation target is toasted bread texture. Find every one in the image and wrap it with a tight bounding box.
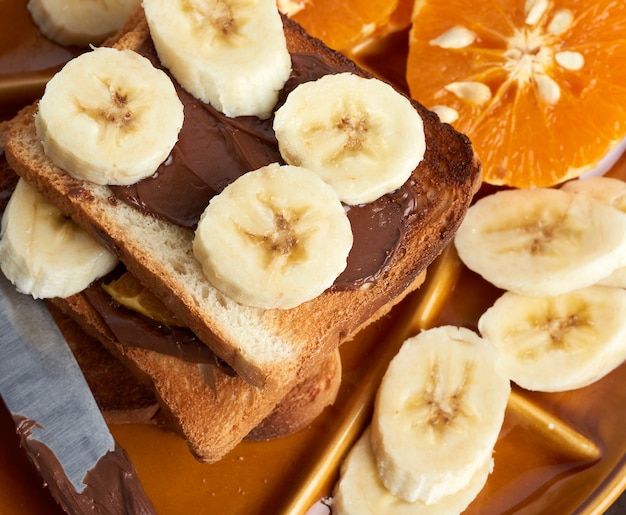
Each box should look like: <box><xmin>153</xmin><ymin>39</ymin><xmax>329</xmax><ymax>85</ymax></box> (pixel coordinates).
<box><xmin>1</xmin><ymin>116</ymin><xmax>159</xmax><ymax>425</ymax></box>
<box><xmin>1</xmin><ymin>114</ymin><xmax>343</xmax><ymax>460</ymax></box>
<box><xmin>50</xmin><ymin>266</ymin><xmax>424</xmax><ymax>461</ymax></box>
<box><xmin>246</xmin><ymin>347</ymin><xmax>342</xmax><ymax>442</ymax></box>
<box><xmin>6</xmin><ymin>12</ymin><xmax>480</xmax><ymax>390</ymax></box>
<box><xmin>5</xmin><ymin>8</ymin><xmax>479</xmax><ymax>459</ymax></box>
<box><xmin>0</xmin><ymin>116</ymin><xmax>20</xmax><ymax>213</ymax></box>
<box><xmin>49</xmin><ymin>292</ymin><xmax>345</xmax><ymax>460</ymax></box>
<box><xmin>46</xmin><ymin>302</ymin><xmax>162</xmax><ymax>425</ymax></box>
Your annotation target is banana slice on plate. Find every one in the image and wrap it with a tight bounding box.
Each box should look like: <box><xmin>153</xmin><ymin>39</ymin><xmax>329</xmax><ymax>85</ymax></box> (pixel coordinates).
<box><xmin>561</xmin><ymin>176</ymin><xmax>626</xmax><ymax>211</ymax></box>
<box><xmin>143</xmin><ymin>0</ymin><xmax>291</xmax><ymax>119</ymax></box>
<box><xmin>0</xmin><ymin>179</ymin><xmax>118</xmax><ymax>299</ymax></box>
<box><xmin>273</xmin><ymin>72</ymin><xmax>425</xmax><ymax>205</ymax></box>
<box><xmin>478</xmin><ymin>285</ymin><xmax>626</xmax><ymax>392</ymax></box>
<box><xmin>454</xmin><ymin>188</ymin><xmax>626</xmax><ymax>297</ymax></box>
<box><xmin>27</xmin><ymin>0</ymin><xmax>140</xmax><ymax>46</ymax></box>
<box><xmin>35</xmin><ymin>46</ymin><xmax>184</xmax><ymax>186</ymax></box>
<box><xmin>370</xmin><ymin>326</ymin><xmax>510</xmax><ymax>504</ymax></box>
<box><xmin>193</xmin><ymin>163</ymin><xmax>353</xmax><ymax>310</ymax></box>
<box><xmin>561</xmin><ymin>176</ymin><xmax>626</xmax><ymax>287</ymax></box>
<box><xmin>333</xmin><ymin>428</ymin><xmax>493</xmax><ymax>515</ymax></box>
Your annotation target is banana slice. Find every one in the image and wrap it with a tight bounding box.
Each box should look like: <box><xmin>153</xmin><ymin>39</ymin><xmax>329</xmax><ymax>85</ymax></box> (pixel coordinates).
<box><xmin>598</xmin><ymin>265</ymin><xmax>626</xmax><ymax>288</ymax></box>
<box><xmin>0</xmin><ymin>179</ymin><xmax>118</xmax><ymax>299</ymax></box>
<box><xmin>193</xmin><ymin>163</ymin><xmax>353</xmax><ymax>309</ymax></box>
<box><xmin>27</xmin><ymin>0</ymin><xmax>140</xmax><ymax>46</ymax></box>
<box><xmin>454</xmin><ymin>188</ymin><xmax>626</xmax><ymax>297</ymax></box>
<box><xmin>561</xmin><ymin>177</ymin><xmax>626</xmax><ymax>287</ymax></box>
<box><xmin>561</xmin><ymin>176</ymin><xmax>626</xmax><ymax>211</ymax></box>
<box><xmin>273</xmin><ymin>72</ymin><xmax>425</xmax><ymax>205</ymax></box>
<box><xmin>143</xmin><ymin>0</ymin><xmax>291</xmax><ymax>119</ymax></box>
<box><xmin>35</xmin><ymin>46</ymin><xmax>184</xmax><ymax>186</ymax></box>
<box><xmin>478</xmin><ymin>285</ymin><xmax>626</xmax><ymax>392</ymax></box>
<box><xmin>370</xmin><ymin>326</ymin><xmax>510</xmax><ymax>504</ymax></box>
<box><xmin>333</xmin><ymin>428</ymin><xmax>493</xmax><ymax>515</ymax></box>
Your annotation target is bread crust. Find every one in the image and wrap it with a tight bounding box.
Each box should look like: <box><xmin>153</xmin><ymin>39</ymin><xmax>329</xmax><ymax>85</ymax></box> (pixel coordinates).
<box><xmin>45</xmin><ymin>302</ymin><xmax>162</xmax><ymax>425</ymax></box>
<box><xmin>4</xmin><ymin>7</ymin><xmax>480</xmax><ymax>460</ymax></box>
<box><xmin>246</xmin><ymin>349</ymin><xmax>341</xmax><ymax>441</ymax></box>
<box><xmin>48</xmin><ymin>269</ymin><xmax>424</xmax><ymax>461</ymax></box>
<box><xmin>49</xmin><ymin>292</ymin><xmax>345</xmax><ymax>461</ymax></box>
<box><xmin>2</xmin><ymin>113</ymin><xmax>343</xmax><ymax>461</ymax></box>
<box><xmin>45</xmin><ymin>256</ymin><xmax>424</xmax><ymax>462</ymax></box>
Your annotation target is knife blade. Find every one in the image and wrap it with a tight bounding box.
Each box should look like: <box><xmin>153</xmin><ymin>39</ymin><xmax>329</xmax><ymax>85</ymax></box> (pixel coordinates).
<box><xmin>0</xmin><ymin>273</ymin><xmax>155</xmax><ymax>514</ymax></box>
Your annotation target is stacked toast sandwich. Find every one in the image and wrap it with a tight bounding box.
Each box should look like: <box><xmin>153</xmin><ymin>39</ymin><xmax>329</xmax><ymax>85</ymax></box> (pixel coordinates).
<box><xmin>2</xmin><ymin>1</ymin><xmax>480</xmax><ymax>462</ymax></box>
<box><xmin>0</xmin><ymin>108</ymin><xmax>345</xmax><ymax>446</ymax></box>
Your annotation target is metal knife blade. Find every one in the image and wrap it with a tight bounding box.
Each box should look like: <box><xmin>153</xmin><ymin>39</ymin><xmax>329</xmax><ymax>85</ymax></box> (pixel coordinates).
<box><xmin>0</xmin><ymin>273</ymin><xmax>155</xmax><ymax>513</ymax></box>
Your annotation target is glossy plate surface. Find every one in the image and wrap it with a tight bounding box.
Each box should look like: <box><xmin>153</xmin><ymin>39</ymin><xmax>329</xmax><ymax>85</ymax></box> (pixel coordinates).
<box><xmin>2</xmin><ymin>1</ymin><xmax>626</xmax><ymax>513</ymax></box>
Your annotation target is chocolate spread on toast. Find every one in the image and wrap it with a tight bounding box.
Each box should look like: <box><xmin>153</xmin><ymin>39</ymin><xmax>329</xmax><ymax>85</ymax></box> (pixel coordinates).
<box><xmin>112</xmin><ymin>41</ymin><xmax>420</xmax><ymax>291</ymax></box>
<box><xmin>1</xmin><ymin>40</ymin><xmax>423</xmax><ymax>368</ymax></box>
<box><xmin>78</xmin><ymin>41</ymin><xmax>422</xmax><ymax>362</ymax></box>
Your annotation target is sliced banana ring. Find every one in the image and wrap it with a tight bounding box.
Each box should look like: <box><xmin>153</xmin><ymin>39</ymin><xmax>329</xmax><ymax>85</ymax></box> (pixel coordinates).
<box><xmin>143</xmin><ymin>0</ymin><xmax>291</xmax><ymax>119</ymax></box>
<box><xmin>454</xmin><ymin>188</ymin><xmax>626</xmax><ymax>297</ymax></box>
<box><xmin>370</xmin><ymin>326</ymin><xmax>510</xmax><ymax>504</ymax></box>
<box><xmin>35</xmin><ymin>46</ymin><xmax>184</xmax><ymax>186</ymax></box>
<box><xmin>0</xmin><ymin>179</ymin><xmax>118</xmax><ymax>299</ymax></box>
<box><xmin>333</xmin><ymin>428</ymin><xmax>493</xmax><ymax>515</ymax></box>
<box><xmin>193</xmin><ymin>163</ymin><xmax>353</xmax><ymax>310</ymax></box>
<box><xmin>27</xmin><ymin>0</ymin><xmax>140</xmax><ymax>46</ymax></box>
<box><xmin>478</xmin><ymin>286</ymin><xmax>626</xmax><ymax>392</ymax></box>
<box><xmin>273</xmin><ymin>72</ymin><xmax>425</xmax><ymax>205</ymax></box>
<box><xmin>561</xmin><ymin>176</ymin><xmax>626</xmax><ymax>288</ymax></box>
<box><xmin>561</xmin><ymin>176</ymin><xmax>626</xmax><ymax>212</ymax></box>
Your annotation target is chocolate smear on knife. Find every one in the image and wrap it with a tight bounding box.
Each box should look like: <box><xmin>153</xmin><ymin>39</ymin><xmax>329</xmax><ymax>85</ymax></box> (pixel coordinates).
<box><xmin>13</xmin><ymin>416</ymin><xmax>156</xmax><ymax>515</ymax></box>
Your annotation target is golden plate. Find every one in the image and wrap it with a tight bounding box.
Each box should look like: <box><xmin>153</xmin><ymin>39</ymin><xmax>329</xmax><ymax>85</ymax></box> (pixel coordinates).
<box><xmin>2</xmin><ymin>1</ymin><xmax>626</xmax><ymax>513</ymax></box>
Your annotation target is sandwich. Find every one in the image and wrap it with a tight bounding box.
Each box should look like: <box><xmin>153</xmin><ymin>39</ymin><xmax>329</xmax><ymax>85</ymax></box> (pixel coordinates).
<box><xmin>3</xmin><ymin>1</ymin><xmax>481</xmax><ymax>462</ymax></box>
<box><xmin>0</xmin><ymin>114</ymin><xmax>344</xmax><ymax>443</ymax></box>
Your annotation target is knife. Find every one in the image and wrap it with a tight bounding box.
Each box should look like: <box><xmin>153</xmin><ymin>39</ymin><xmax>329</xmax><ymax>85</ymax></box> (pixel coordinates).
<box><xmin>0</xmin><ymin>273</ymin><xmax>156</xmax><ymax>514</ymax></box>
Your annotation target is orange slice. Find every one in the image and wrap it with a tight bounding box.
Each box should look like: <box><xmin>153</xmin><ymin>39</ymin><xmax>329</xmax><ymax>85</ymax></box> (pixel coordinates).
<box><xmin>102</xmin><ymin>272</ymin><xmax>183</xmax><ymax>327</ymax></box>
<box><xmin>406</xmin><ymin>0</ymin><xmax>626</xmax><ymax>188</ymax></box>
<box><xmin>278</xmin><ymin>0</ymin><xmax>401</xmax><ymax>50</ymax></box>
<box><xmin>388</xmin><ymin>0</ymin><xmax>415</xmax><ymax>32</ymax></box>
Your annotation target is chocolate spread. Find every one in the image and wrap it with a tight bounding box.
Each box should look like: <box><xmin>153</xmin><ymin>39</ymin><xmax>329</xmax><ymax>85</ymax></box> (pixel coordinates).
<box><xmin>82</xmin><ymin>275</ymin><xmax>234</xmax><ymax>374</ymax></box>
<box><xmin>111</xmin><ymin>40</ymin><xmax>421</xmax><ymax>290</ymax></box>
<box><xmin>83</xmin><ymin>39</ymin><xmax>421</xmax><ymax>359</ymax></box>
<box><xmin>13</xmin><ymin>415</ymin><xmax>156</xmax><ymax>515</ymax></box>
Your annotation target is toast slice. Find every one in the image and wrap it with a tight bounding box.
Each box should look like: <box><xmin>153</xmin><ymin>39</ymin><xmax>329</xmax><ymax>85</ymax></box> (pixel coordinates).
<box><xmin>1</xmin><ymin>117</ymin><xmax>343</xmax><ymax>460</ymax></box>
<box><xmin>51</xmin><ymin>292</ymin><xmax>344</xmax><ymax>447</ymax></box>
<box><xmin>47</xmin><ymin>269</ymin><xmax>423</xmax><ymax>461</ymax></box>
<box><xmin>45</xmin><ymin>302</ymin><xmax>162</xmax><ymax>426</ymax></box>
<box><xmin>5</xmin><ymin>11</ymin><xmax>480</xmax><ymax>392</ymax></box>
<box><xmin>50</xmin><ymin>286</ymin><xmax>344</xmax><ymax>447</ymax></box>
<box><xmin>1</xmin><ymin>117</ymin><xmax>158</xmax><ymax>425</ymax></box>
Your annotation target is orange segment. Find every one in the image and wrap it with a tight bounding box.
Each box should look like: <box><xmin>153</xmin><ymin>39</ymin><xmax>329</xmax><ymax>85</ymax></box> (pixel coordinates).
<box><xmin>278</xmin><ymin>0</ymin><xmax>400</xmax><ymax>50</ymax></box>
<box><xmin>407</xmin><ymin>0</ymin><xmax>626</xmax><ymax>188</ymax></box>
<box><xmin>102</xmin><ymin>272</ymin><xmax>183</xmax><ymax>327</ymax></box>
<box><xmin>388</xmin><ymin>0</ymin><xmax>415</xmax><ymax>30</ymax></box>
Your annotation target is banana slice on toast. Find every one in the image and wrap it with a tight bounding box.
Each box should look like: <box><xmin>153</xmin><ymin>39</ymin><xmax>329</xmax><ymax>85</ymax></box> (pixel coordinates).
<box><xmin>143</xmin><ymin>0</ymin><xmax>291</xmax><ymax>119</ymax></box>
<box><xmin>28</xmin><ymin>0</ymin><xmax>140</xmax><ymax>46</ymax></box>
<box><xmin>273</xmin><ymin>72</ymin><xmax>425</xmax><ymax>205</ymax></box>
<box><xmin>35</xmin><ymin>46</ymin><xmax>184</xmax><ymax>186</ymax></box>
<box><xmin>0</xmin><ymin>179</ymin><xmax>118</xmax><ymax>299</ymax></box>
<box><xmin>193</xmin><ymin>163</ymin><xmax>353</xmax><ymax>309</ymax></box>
